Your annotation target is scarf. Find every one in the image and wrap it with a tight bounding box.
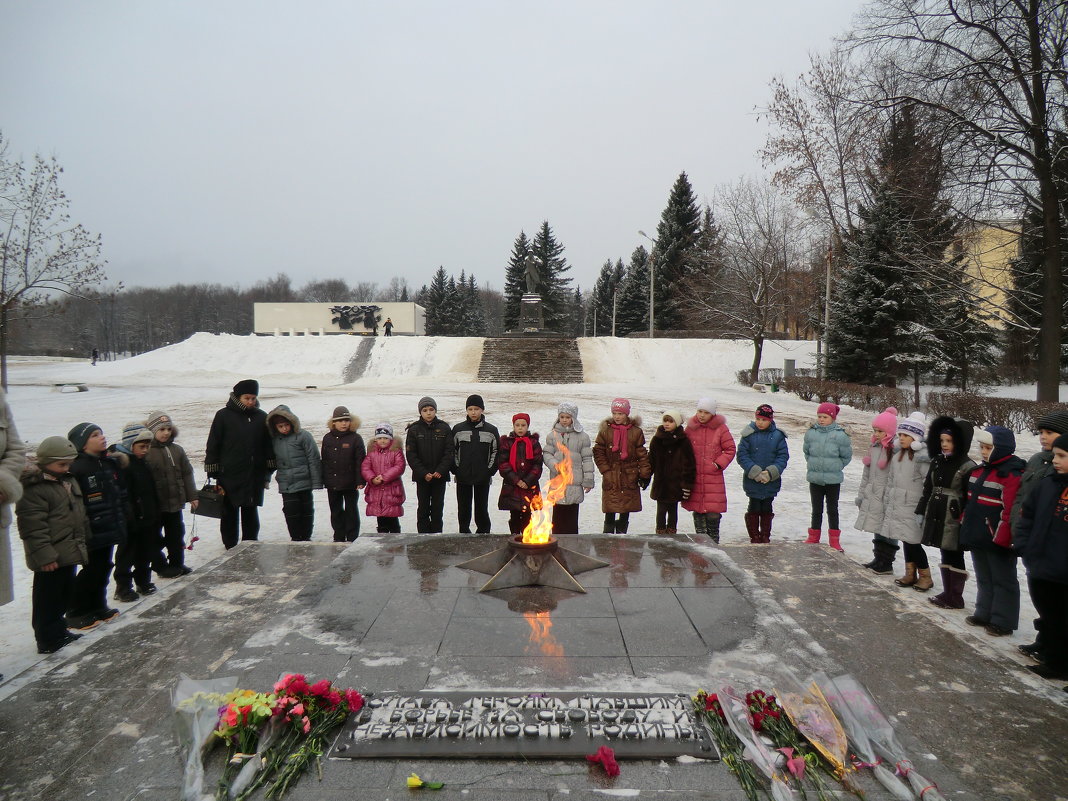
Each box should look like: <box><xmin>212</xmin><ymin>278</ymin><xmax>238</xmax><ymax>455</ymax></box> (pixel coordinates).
<box><xmin>509</xmin><ymin>435</ymin><xmax>533</xmax><ymax>474</ymax></box>
<box><xmin>863</xmin><ymin>433</ymin><xmax>894</xmax><ymax>469</ymax></box>
<box><xmin>610</xmin><ymin>422</ymin><xmax>630</xmax><ymax>461</ymax></box>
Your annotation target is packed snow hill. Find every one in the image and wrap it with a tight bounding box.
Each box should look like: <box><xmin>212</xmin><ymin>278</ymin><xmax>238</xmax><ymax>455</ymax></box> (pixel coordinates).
<box><xmin>0</xmin><ymin>334</ymin><xmax>1053</xmax><ymax>701</ymax></box>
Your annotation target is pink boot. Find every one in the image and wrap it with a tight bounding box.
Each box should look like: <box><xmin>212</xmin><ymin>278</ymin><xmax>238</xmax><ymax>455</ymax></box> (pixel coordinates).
<box><xmin>805</xmin><ymin>528</ymin><xmax>821</xmax><ymax>544</ymax></box>
<box><xmin>828</xmin><ymin>529</ymin><xmax>843</xmax><ymax>552</ymax></box>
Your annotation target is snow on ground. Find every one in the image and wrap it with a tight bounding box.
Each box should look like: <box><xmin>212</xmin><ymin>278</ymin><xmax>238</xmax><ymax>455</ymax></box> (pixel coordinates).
<box><xmin>0</xmin><ymin>334</ymin><xmax>1047</xmax><ymax>690</ymax></box>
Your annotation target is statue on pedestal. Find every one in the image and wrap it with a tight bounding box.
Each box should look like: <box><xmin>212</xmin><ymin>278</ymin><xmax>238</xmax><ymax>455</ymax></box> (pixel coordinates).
<box><xmin>523</xmin><ymin>255</ymin><xmax>542</xmax><ymax>296</ymax></box>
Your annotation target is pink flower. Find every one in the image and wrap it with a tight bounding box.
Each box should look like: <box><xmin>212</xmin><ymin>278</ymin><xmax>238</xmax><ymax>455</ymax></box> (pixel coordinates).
<box><xmin>324</xmin><ymin>690</ymin><xmax>342</xmax><ymax>710</ymax></box>
<box><xmin>585</xmin><ymin>745</ymin><xmax>620</xmax><ymax>777</ymax></box>
<box><xmin>345</xmin><ymin>689</ymin><xmax>365</xmax><ymax>712</ymax></box>
<box><xmin>779</xmin><ymin>747</ymin><xmax>806</xmax><ymax>779</ymax></box>
<box><xmin>309</xmin><ymin>679</ymin><xmax>331</xmax><ymax>697</ymax></box>
<box><xmin>274</xmin><ymin>673</ymin><xmax>310</xmax><ymax>695</ymax></box>
<box><xmin>302</xmin><ymin>716</ymin><xmax>311</xmax><ymax>734</ymax></box>
<box><xmin>290</xmin><ymin>703</ymin><xmax>305</xmax><ymax>717</ymax></box>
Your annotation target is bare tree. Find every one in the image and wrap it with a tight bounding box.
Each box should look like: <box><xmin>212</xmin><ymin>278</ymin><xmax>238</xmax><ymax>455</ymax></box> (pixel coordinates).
<box><xmin>299</xmin><ymin>278</ymin><xmax>350</xmax><ymax>302</ymax></box>
<box><xmin>849</xmin><ymin>0</ymin><xmax>1068</xmax><ymax>400</ymax></box>
<box><xmin>684</xmin><ymin>178</ymin><xmax>814</xmax><ymax>382</ymax></box>
<box><xmin>385</xmin><ymin>276</ymin><xmax>410</xmax><ymax>301</ymax></box>
<box><xmin>350</xmin><ymin>281</ymin><xmax>378</xmax><ymax>301</ymax></box>
<box><xmin>0</xmin><ymin>141</ymin><xmax>107</xmax><ymax>387</ymax></box>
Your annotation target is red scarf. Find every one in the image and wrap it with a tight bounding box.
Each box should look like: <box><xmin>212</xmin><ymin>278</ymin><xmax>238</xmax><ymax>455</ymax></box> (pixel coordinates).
<box><xmin>509</xmin><ymin>435</ymin><xmax>533</xmax><ymax>474</ymax></box>
<box><xmin>610</xmin><ymin>422</ymin><xmax>630</xmax><ymax>460</ymax></box>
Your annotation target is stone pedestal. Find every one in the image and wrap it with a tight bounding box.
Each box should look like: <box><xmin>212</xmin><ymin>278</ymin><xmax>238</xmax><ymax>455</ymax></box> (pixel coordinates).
<box><xmin>519</xmin><ymin>293</ymin><xmax>545</xmax><ymax>332</ymax></box>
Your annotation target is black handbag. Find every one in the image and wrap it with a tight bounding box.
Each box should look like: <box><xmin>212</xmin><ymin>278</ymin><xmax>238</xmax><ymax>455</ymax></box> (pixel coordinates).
<box><xmin>194</xmin><ymin>480</ymin><xmax>226</xmax><ymax>519</ymax></box>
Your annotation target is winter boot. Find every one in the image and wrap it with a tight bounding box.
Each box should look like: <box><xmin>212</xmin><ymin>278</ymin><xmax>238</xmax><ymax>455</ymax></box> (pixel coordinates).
<box><xmin>758</xmin><ymin>512</ymin><xmax>774</xmax><ymax>543</ymax></box>
<box><xmin>656</xmin><ymin>527</ymin><xmax>668</xmax><ymax>535</ymax></box>
<box><xmin>693</xmin><ymin>512</ymin><xmax>707</xmax><ymax>537</ymax></box>
<box><xmin>706</xmin><ymin>513</ymin><xmax>721</xmax><ymax>544</ymax></box>
<box><xmin>666</xmin><ymin>527</ymin><xmax>677</xmax><ymax>535</ymax></box>
<box><xmin>870</xmin><ymin>540</ymin><xmax>896</xmax><ymax>574</ymax></box>
<box><xmin>615</xmin><ymin>514</ymin><xmax>629</xmax><ymax>534</ymax></box>
<box><xmin>929</xmin><ymin>565</ymin><xmax>967</xmax><ymax>609</ymax></box>
<box><xmin>827</xmin><ymin>529</ymin><xmax>843</xmax><ymax>552</ymax></box>
<box><xmin>603</xmin><ymin>514</ymin><xmax>615</xmax><ymax>534</ymax></box>
<box><xmin>895</xmin><ymin>563</ymin><xmax>918</xmax><ymax>587</ymax></box>
<box><xmin>862</xmin><ymin>541</ymin><xmax>880</xmax><ymax>570</ymax></box>
<box><xmin>912</xmin><ymin>567</ymin><xmax>934</xmax><ymax>592</ymax></box>
<box><xmin>805</xmin><ymin>528</ymin><xmax>821</xmax><ymax>544</ymax></box>
<box><xmin>744</xmin><ymin>513</ymin><xmax>761</xmax><ymax>544</ymax></box>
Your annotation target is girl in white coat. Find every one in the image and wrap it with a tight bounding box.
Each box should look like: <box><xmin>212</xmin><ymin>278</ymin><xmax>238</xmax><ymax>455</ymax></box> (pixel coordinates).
<box><xmin>856</xmin><ymin>406</ymin><xmax>898</xmax><ymax>574</ymax></box>
<box><xmin>542</xmin><ymin>402</ymin><xmax>595</xmax><ymax>535</ymax></box>
<box><xmin>882</xmin><ymin>412</ymin><xmax>933</xmax><ymax>590</ymax></box>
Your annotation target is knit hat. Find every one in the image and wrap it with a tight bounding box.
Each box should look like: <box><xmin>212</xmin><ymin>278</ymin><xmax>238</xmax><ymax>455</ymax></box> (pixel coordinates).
<box><xmin>756</xmin><ymin>404</ymin><xmax>774</xmax><ymax>420</ymax></box>
<box><xmin>611</xmin><ymin>398</ymin><xmax>631</xmax><ymax>415</ymax></box>
<box><xmin>1052</xmin><ymin>433</ymin><xmax>1068</xmax><ymax>453</ymax></box>
<box><xmin>1036</xmin><ymin>410</ymin><xmax>1068</xmax><ymax>435</ymax></box>
<box><xmin>374</xmin><ymin>422</ymin><xmax>394</xmax><ymax>439</ymax></box>
<box><xmin>67</xmin><ymin>422</ymin><xmax>102</xmax><ymax>452</ymax></box>
<box><xmin>35</xmin><ymin>436</ymin><xmax>77</xmax><ymax>463</ymax></box>
<box><xmin>331</xmin><ymin>406</ymin><xmax>353</xmax><ymax>421</ymax></box>
<box><xmin>662</xmin><ymin>409</ymin><xmax>685</xmax><ymax>426</ymax></box>
<box><xmin>512</xmin><ymin>412</ymin><xmax>531</xmax><ymax>425</ymax></box>
<box><xmin>896</xmin><ymin>411</ymin><xmax>926</xmax><ymax>441</ymax></box>
<box><xmin>557</xmin><ymin>401</ymin><xmax>583</xmax><ymax>433</ymax></box>
<box><xmin>465</xmin><ymin>394</ymin><xmax>485</xmax><ymax>410</ymax></box>
<box><xmin>418</xmin><ymin>396</ymin><xmax>437</xmax><ymax>412</ymax></box>
<box><xmin>121</xmin><ymin>422</ymin><xmax>154</xmax><ymax>450</ymax></box>
<box><xmin>871</xmin><ymin>406</ymin><xmax>899</xmax><ymax>434</ymax></box>
<box><xmin>233</xmin><ymin>379</ymin><xmax>259</xmax><ymax>397</ymax></box>
<box><xmin>144</xmin><ymin>410</ymin><xmax>173</xmax><ymax>432</ymax></box>
<box><xmin>696</xmin><ymin>397</ymin><xmax>717</xmax><ymax>414</ymax></box>
<box><xmin>816</xmin><ymin>402</ymin><xmax>840</xmax><ymax>419</ymax></box>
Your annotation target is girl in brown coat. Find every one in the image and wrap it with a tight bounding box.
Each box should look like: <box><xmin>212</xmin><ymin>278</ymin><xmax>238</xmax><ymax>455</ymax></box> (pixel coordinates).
<box><xmin>593</xmin><ymin>398</ymin><xmax>652</xmax><ymax>534</ymax></box>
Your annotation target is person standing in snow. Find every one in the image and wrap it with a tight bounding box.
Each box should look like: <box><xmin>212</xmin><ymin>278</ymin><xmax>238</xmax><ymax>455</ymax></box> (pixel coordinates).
<box><xmin>451</xmin><ymin>394</ymin><xmax>499</xmax><ymax>534</ymax></box>
<box><xmin>405</xmin><ymin>396</ymin><xmax>453</xmax><ymax>533</ymax></box>
<box><xmin>204</xmin><ymin>379</ymin><xmax>274</xmax><ymax>549</ymax></box>
<box><xmin>143</xmin><ymin>411</ymin><xmax>197</xmax><ymax>577</ymax></box>
<box><xmin>802</xmin><ymin>402</ymin><xmax>852</xmax><ymax>551</ymax></box>
<box><xmin>682</xmin><ymin>397</ymin><xmax>735</xmax><ymax>543</ymax></box>
<box><xmin>593</xmin><ymin>398</ymin><xmax>651</xmax><ymax>534</ymax></box>
<box><xmin>543</xmin><ymin>402</ymin><xmax>595</xmax><ymax>535</ymax></box>
<box><xmin>267</xmin><ymin>405</ymin><xmax>322</xmax><ymax>541</ymax></box>
<box><xmin>362</xmin><ymin>423</ymin><xmax>406</xmax><ymax>532</ymax></box>
<box><xmin>881</xmin><ymin>413</ymin><xmax>933</xmax><ymax>590</ymax></box>
<box><xmin>649</xmin><ymin>410</ymin><xmax>696</xmax><ymax>536</ymax></box>
<box><xmin>855</xmin><ymin>407</ymin><xmax>899</xmax><ymax>573</ymax></box>
<box><xmin>321</xmin><ymin>406</ymin><xmax>366</xmax><ymax>542</ymax></box>
<box><xmin>736</xmin><ymin>404</ymin><xmax>788</xmax><ymax>543</ymax></box>
<box><xmin>498</xmin><ymin>412</ymin><xmax>543</xmax><ymax>535</ymax></box>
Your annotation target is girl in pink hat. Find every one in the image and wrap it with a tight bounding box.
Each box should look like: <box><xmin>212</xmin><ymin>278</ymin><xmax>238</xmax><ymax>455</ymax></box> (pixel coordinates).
<box><xmin>802</xmin><ymin>402</ymin><xmax>853</xmax><ymax>550</ymax></box>
<box><xmin>856</xmin><ymin>406</ymin><xmax>899</xmax><ymax>573</ymax></box>
<box><xmin>593</xmin><ymin>398</ymin><xmax>651</xmax><ymax>534</ymax></box>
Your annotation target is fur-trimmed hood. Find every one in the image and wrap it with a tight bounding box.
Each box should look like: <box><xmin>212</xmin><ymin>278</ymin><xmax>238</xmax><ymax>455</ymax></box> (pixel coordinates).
<box><xmin>266</xmin><ymin>404</ymin><xmax>302</xmax><ymax>435</ymax></box>
<box><xmin>327</xmin><ymin>412</ymin><xmax>362</xmax><ymax>431</ymax></box>
<box><xmin>926</xmin><ymin>415</ymin><xmax>974</xmax><ymax>460</ymax></box>
<box><xmin>599</xmin><ymin>415</ymin><xmax>643</xmax><ymax>432</ymax></box>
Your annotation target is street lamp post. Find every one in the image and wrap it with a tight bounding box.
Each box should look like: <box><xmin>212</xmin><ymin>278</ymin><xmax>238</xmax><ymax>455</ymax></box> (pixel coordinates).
<box><xmin>638</xmin><ymin>230</ymin><xmax>656</xmax><ymax>338</ymax></box>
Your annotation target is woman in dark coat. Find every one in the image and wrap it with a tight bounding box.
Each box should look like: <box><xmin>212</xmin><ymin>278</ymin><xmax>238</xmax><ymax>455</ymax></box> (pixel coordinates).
<box><xmin>498</xmin><ymin>413</ymin><xmax>543</xmax><ymax>536</ymax></box>
<box><xmin>204</xmin><ymin>379</ymin><xmax>274</xmax><ymax>549</ymax></box>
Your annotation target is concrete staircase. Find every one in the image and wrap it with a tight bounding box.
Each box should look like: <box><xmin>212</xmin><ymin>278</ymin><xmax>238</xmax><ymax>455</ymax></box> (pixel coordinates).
<box><xmin>476</xmin><ymin>338</ymin><xmax>584</xmax><ymax>383</ymax></box>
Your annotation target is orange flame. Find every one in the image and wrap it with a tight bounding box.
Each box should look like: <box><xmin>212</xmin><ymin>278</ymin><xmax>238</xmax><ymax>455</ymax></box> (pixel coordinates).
<box><xmin>523</xmin><ymin>611</ymin><xmax>565</xmax><ymax>657</ymax></box>
<box><xmin>521</xmin><ymin>440</ymin><xmax>573</xmax><ymax>543</ymax></box>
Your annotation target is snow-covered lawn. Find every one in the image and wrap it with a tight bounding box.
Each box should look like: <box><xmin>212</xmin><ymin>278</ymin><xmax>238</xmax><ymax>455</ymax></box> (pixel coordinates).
<box><xmin>0</xmin><ymin>335</ymin><xmax>1048</xmax><ymax>694</ymax></box>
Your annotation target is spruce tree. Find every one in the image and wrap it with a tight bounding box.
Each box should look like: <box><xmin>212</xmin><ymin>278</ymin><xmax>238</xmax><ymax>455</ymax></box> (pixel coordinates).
<box><xmin>462</xmin><ymin>273</ymin><xmax>487</xmax><ymax>336</ymax></box>
<box><xmin>616</xmin><ymin>246</ymin><xmax>651</xmax><ymax>336</ymax></box>
<box><xmin>503</xmin><ymin>231</ymin><xmax>531</xmax><ymax>331</ymax></box>
<box><xmin>586</xmin><ymin>260</ymin><xmax>618</xmax><ymax>336</ymax></box>
<box><xmin>422</xmin><ymin>267</ymin><xmax>450</xmax><ymax>336</ymax></box>
<box><xmin>652</xmin><ymin>172</ymin><xmax>703</xmax><ymax>330</ymax></box>
<box><xmin>529</xmin><ymin>221</ymin><xmax>574</xmax><ymax>331</ymax></box>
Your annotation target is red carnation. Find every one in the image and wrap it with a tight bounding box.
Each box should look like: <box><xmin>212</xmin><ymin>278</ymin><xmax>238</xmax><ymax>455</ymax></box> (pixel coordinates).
<box><xmin>586</xmin><ymin>745</ymin><xmax>620</xmax><ymax>777</ymax></box>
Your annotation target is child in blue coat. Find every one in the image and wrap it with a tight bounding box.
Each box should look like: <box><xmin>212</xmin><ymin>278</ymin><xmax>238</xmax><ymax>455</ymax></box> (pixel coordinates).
<box><xmin>802</xmin><ymin>402</ymin><xmax>853</xmax><ymax>551</ymax></box>
<box><xmin>737</xmin><ymin>404</ymin><xmax>789</xmax><ymax>543</ymax></box>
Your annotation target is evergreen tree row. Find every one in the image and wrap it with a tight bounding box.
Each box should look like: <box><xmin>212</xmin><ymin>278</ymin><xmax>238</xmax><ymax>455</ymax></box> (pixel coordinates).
<box><xmin>416</xmin><ymin>268</ymin><xmax>488</xmax><ymax>337</ymax></box>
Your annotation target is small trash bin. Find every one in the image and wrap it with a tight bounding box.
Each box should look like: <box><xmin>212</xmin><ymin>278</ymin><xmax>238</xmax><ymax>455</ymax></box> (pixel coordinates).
<box><xmin>770</xmin><ymin>383</ymin><xmax>779</xmax><ymax>392</ymax></box>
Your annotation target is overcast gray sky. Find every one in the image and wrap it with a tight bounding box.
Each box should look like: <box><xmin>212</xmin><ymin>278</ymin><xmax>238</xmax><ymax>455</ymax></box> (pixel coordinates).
<box><xmin>1</xmin><ymin>0</ymin><xmax>862</xmax><ymax>295</ymax></box>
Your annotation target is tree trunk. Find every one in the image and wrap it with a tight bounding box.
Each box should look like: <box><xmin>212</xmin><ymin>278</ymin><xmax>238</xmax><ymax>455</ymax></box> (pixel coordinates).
<box><xmin>0</xmin><ymin>303</ymin><xmax>7</xmax><ymax>391</ymax></box>
<box><xmin>1036</xmin><ymin>171</ymin><xmax>1064</xmax><ymax>401</ymax></box>
<box><xmin>750</xmin><ymin>336</ymin><xmax>765</xmax><ymax>384</ymax></box>
<box><xmin>913</xmin><ymin>365</ymin><xmax>921</xmax><ymax>409</ymax></box>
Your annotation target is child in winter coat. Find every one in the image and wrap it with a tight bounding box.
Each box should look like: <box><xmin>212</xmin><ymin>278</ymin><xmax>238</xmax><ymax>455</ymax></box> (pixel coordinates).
<box><xmin>682</xmin><ymin>397</ymin><xmax>736</xmax><ymax>543</ymax></box>
<box><xmin>111</xmin><ymin>423</ymin><xmax>164</xmax><ymax>602</ymax></box>
<box><xmin>650</xmin><ymin>409</ymin><xmax>697</xmax><ymax>536</ymax></box>
<box><xmin>143</xmin><ymin>411</ymin><xmax>197</xmax><ymax>577</ymax></box>
<box><xmin>361</xmin><ymin>423</ymin><xmax>406</xmax><ymax>533</ymax></box>
<box><xmin>1013</xmin><ymin>432</ymin><xmax>1068</xmax><ymax>681</ymax></box>
<box><xmin>542</xmin><ymin>401</ymin><xmax>595</xmax><ymax>536</ymax></box>
<box><xmin>917</xmin><ymin>416</ymin><xmax>976</xmax><ymax>609</ymax></box>
<box><xmin>856</xmin><ymin>407</ymin><xmax>899</xmax><ymax>573</ymax></box>
<box><xmin>736</xmin><ymin>404</ymin><xmax>788</xmax><ymax>543</ymax></box>
<box><xmin>594</xmin><ymin>399</ymin><xmax>652</xmax><ymax>534</ymax></box>
<box><xmin>1010</xmin><ymin>410</ymin><xmax>1068</xmax><ymax>661</ymax></box>
<box><xmin>267</xmin><ymin>405</ymin><xmax>323</xmax><ymax>541</ymax></box>
<box><xmin>498</xmin><ymin>413</ymin><xmax>543</xmax><ymax>535</ymax></box>
<box><xmin>452</xmin><ymin>394</ymin><xmax>500</xmax><ymax>534</ymax></box>
<box><xmin>16</xmin><ymin>437</ymin><xmax>88</xmax><ymax>654</ymax></box>
<box><xmin>321</xmin><ymin>406</ymin><xmax>366</xmax><ymax>542</ymax></box>
<box><xmin>65</xmin><ymin>423</ymin><xmax>126</xmax><ymax>629</ymax></box>
<box><xmin>802</xmin><ymin>403</ymin><xmax>852</xmax><ymax>551</ymax></box>
<box><xmin>959</xmin><ymin>425</ymin><xmax>1026</xmax><ymax>636</ymax></box>
<box><xmin>405</xmin><ymin>396</ymin><xmax>453</xmax><ymax>534</ymax></box>
<box><xmin>881</xmin><ymin>413</ymin><xmax>932</xmax><ymax>590</ymax></box>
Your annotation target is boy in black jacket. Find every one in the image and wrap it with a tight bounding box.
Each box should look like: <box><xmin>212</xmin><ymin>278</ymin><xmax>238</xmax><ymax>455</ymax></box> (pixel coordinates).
<box><xmin>405</xmin><ymin>396</ymin><xmax>453</xmax><ymax>533</ymax></box>
<box><xmin>111</xmin><ymin>423</ymin><xmax>163</xmax><ymax>602</ymax></box>
<box><xmin>66</xmin><ymin>422</ymin><xmax>126</xmax><ymax>629</ymax></box>
<box><xmin>451</xmin><ymin>394</ymin><xmax>499</xmax><ymax>534</ymax></box>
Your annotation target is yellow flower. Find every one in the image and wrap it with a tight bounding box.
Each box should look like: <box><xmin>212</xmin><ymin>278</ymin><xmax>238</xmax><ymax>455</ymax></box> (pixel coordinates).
<box><xmin>407</xmin><ymin>773</ymin><xmax>424</xmax><ymax>788</ymax></box>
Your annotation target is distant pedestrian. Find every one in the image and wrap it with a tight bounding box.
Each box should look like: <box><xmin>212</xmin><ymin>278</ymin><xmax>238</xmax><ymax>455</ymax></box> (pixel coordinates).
<box><xmin>736</xmin><ymin>404</ymin><xmax>788</xmax><ymax>543</ymax></box>
<box><xmin>91</xmin><ymin>348</ymin><xmax>99</xmax><ymax>366</ymax></box>
<box><xmin>543</xmin><ymin>401</ymin><xmax>595</xmax><ymax>536</ymax></box>
<box><xmin>802</xmin><ymin>402</ymin><xmax>852</xmax><ymax>551</ymax></box>
<box><xmin>498</xmin><ymin>413</ymin><xmax>542</xmax><ymax>536</ymax></box>
<box><xmin>682</xmin><ymin>397</ymin><xmax>735</xmax><ymax>543</ymax></box>
<box><xmin>362</xmin><ymin>423</ymin><xmax>406</xmax><ymax>533</ymax></box>
<box><xmin>593</xmin><ymin>398</ymin><xmax>652</xmax><ymax>534</ymax></box>
<box><xmin>405</xmin><ymin>396</ymin><xmax>453</xmax><ymax>533</ymax></box>
<box><xmin>267</xmin><ymin>405</ymin><xmax>322</xmax><ymax>541</ymax></box>
<box><xmin>204</xmin><ymin>380</ymin><xmax>274</xmax><ymax>549</ymax></box>
<box><xmin>321</xmin><ymin>406</ymin><xmax>366</xmax><ymax>542</ymax></box>
<box><xmin>452</xmin><ymin>394</ymin><xmax>499</xmax><ymax>534</ymax></box>
<box><xmin>384</xmin><ymin>318</ymin><xmax>393</xmax><ymax>337</ymax></box>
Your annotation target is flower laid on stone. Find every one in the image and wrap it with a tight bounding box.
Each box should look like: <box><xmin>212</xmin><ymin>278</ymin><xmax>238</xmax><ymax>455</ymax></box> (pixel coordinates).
<box><xmin>585</xmin><ymin>744</ymin><xmax>620</xmax><ymax>777</ymax></box>
<box><xmin>407</xmin><ymin>772</ymin><xmax>445</xmax><ymax>789</ymax></box>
